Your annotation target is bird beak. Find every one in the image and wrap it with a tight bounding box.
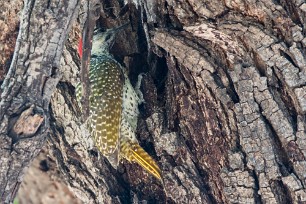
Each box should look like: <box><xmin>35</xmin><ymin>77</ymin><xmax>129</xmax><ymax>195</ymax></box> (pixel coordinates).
<box><xmin>111</xmin><ymin>22</ymin><xmax>129</xmax><ymax>33</ymax></box>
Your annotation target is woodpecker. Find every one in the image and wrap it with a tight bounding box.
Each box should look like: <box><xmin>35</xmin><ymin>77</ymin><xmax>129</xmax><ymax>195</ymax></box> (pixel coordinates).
<box><xmin>76</xmin><ymin>25</ymin><xmax>161</xmax><ymax>180</ymax></box>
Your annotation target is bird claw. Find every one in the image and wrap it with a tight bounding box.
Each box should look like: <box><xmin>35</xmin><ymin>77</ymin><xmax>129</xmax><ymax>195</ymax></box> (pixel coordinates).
<box><xmin>135</xmin><ymin>73</ymin><xmax>145</xmax><ymax>105</ymax></box>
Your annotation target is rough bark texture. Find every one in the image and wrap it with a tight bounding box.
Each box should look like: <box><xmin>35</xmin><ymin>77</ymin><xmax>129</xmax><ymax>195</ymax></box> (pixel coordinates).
<box><xmin>17</xmin><ymin>150</ymin><xmax>82</xmax><ymax>204</ymax></box>
<box><xmin>1</xmin><ymin>0</ymin><xmax>305</xmax><ymax>204</ymax></box>
<box><xmin>0</xmin><ymin>0</ymin><xmax>80</xmax><ymax>203</ymax></box>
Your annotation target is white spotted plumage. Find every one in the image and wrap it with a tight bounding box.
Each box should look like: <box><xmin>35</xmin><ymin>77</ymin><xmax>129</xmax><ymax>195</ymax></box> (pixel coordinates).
<box><xmin>77</xmin><ymin>27</ymin><xmax>161</xmax><ymax>179</ymax></box>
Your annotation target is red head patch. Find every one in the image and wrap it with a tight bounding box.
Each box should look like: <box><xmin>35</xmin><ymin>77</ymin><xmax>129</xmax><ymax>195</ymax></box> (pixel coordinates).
<box><xmin>78</xmin><ymin>37</ymin><xmax>83</xmax><ymax>58</ymax></box>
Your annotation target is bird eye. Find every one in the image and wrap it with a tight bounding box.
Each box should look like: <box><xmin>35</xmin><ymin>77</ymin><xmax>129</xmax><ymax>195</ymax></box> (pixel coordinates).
<box><xmin>105</xmin><ymin>35</ymin><xmax>111</xmax><ymax>41</ymax></box>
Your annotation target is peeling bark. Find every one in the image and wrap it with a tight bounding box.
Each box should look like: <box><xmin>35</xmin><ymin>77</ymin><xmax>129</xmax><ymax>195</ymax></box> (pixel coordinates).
<box><xmin>1</xmin><ymin>0</ymin><xmax>306</xmax><ymax>203</ymax></box>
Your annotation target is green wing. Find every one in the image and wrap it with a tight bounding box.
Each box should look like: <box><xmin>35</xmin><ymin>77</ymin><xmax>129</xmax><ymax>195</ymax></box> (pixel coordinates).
<box><xmin>89</xmin><ymin>58</ymin><xmax>124</xmax><ymax>167</ymax></box>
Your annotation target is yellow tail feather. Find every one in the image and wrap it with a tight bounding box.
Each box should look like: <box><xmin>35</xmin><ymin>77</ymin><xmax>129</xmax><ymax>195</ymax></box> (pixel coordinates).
<box><xmin>129</xmin><ymin>143</ymin><xmax>161</xmax><ymax>180</ymax></box>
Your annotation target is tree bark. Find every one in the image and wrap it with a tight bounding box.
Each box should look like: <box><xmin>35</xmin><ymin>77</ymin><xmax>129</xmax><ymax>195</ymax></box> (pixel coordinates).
<box><xmin>0</xmin><ymin>0</ymin><xmax>80</xmax><ymax>202</ymax></box>
<box><xmin>1</xmin><ymin>0</ymin><xmax>306</xmax><ymax>203</ymax></box>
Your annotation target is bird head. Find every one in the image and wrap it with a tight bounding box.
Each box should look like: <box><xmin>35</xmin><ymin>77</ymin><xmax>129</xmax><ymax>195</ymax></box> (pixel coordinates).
<box><xmin>78</xmin><ymin>23</ymin><xmax>129</xmax><ymax>58</ymax></box>
<box><xmin>91</xmin><ymin>23</ymin><xmax>129</xmax><ymax>56</ymax></box>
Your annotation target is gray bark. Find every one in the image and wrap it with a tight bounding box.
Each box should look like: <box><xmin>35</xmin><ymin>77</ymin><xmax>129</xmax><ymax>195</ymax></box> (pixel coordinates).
<box><xmin>1</xmin><ymin>0</ymin><xmax>306</xmax><ymax>203</ymax></box>
<box><xmin>0</xmin><ymin>0</ymin><xmax>80</xmax><ymax>203</ymax></box>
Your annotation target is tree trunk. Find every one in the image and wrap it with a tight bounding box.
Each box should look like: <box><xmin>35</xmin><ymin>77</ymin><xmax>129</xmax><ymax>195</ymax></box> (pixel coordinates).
<box><xmin>0</xmin><ymin>0</ymin><xmax>80</xmax><ymax>202</ymax></box>
<box><xmin>1</xmin><ymin>0</ymin><xmax>305</xmax><ymax>203</ymax></box>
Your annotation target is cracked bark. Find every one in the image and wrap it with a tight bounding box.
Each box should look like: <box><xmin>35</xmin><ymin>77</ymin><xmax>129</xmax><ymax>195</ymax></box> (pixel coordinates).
<box><xmin>0</xmin><ymin>0</ymin><xmax>80</xmax><ymax>203</ymax></box>
<box><xmin>1</xmin><ymin>0</ymin><xmax>306</xmax><ymax>203</ymax></box>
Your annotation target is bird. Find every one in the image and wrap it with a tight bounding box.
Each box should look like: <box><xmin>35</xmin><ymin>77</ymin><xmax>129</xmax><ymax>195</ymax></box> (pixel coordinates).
<box><xmin>76</xmin><ymin>24</ymin><xmax>161</xmax><ymax>180</ymax></box>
